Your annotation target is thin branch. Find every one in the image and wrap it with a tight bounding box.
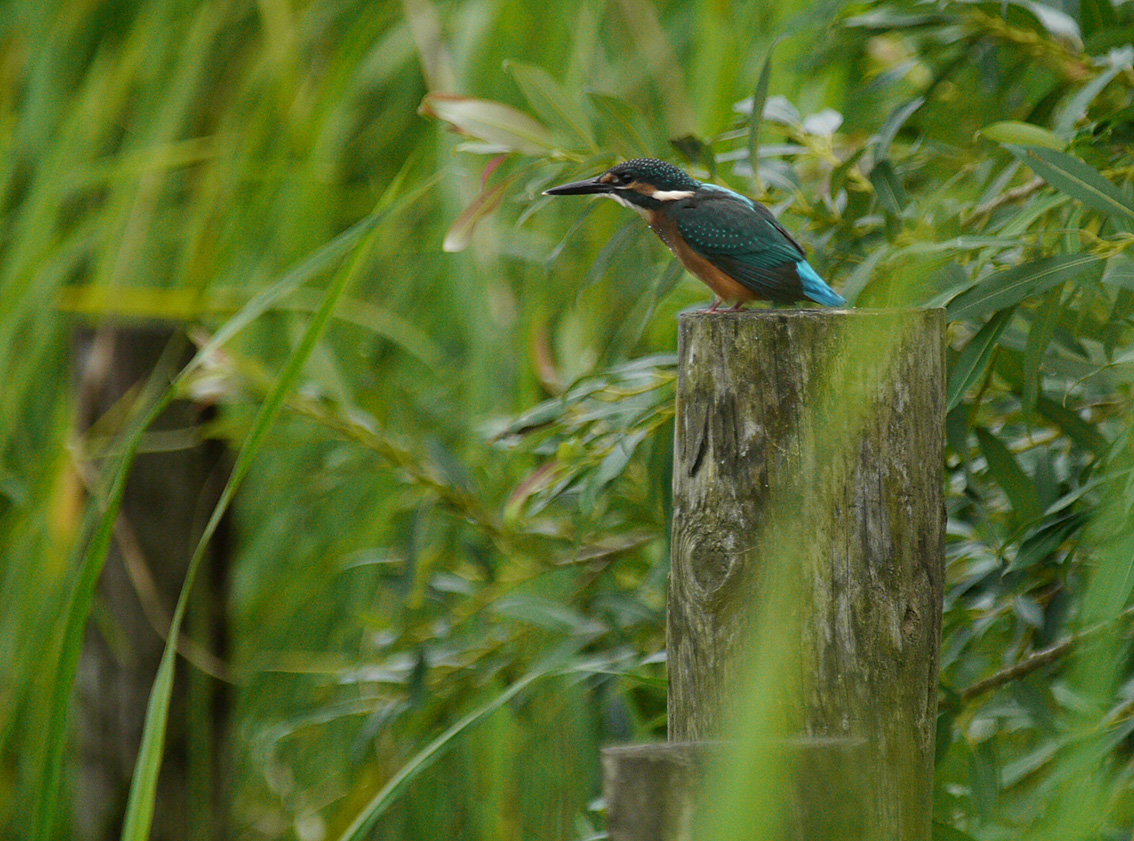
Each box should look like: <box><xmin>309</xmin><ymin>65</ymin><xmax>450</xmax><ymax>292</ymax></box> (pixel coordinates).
<box><xmin>945</xmin><ymin>604</ymin><xmax>1134</xmax><ymax>708</ymax></box>
<box><xmin>72</xmin><ymin>457</ymin><xmax>234</xmax><ymax>684</ymax></box>
<box><xmin>968</xmin><ymin>176</ymin><xmax>1046</xmax><ymax>221</ymax></box>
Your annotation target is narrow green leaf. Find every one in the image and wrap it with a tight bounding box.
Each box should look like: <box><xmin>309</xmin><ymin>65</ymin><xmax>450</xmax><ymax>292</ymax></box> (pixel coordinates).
<box><xmin>876</xmin><ymin>97</ymin><xmax>925</xmax><ymax>159</ymax></box>
<box><xmin>505</xmin><ymin>60</ymin><xmax>595</xmax><ymax>150</ymax></box>
<box><xmin>653</xmin><ymin>257</ymin><xmax>684</xmax><ymax>301</ymax></box>
<box><xmin>120</xmin><ymin>224</ymin><xmax>382</xmax><ymax>841</ymax></box>
<box><xmin>1012</xmin><ymin>511</ymin><xmax>1084</xmax><ymax>571</ymax></box>
<box><xmin>997</xmin><ymin>194</ymin><xmax>1071</xmax><ymax>238</ymax></box>
<box><xmin>840</xmin><ymin>246</ymin><xmax>889</xmax><ymax>305</ymax></box>
<box><xmin>587</xmin><ymin>93</ymin><xmax>655</xmax><ymax>158</ymax></box>
<box><xmin>1022</xmin><ymin>285</ymin><xmax>1063</xmax><ymax>412</ymax></box>
<box><xmin>504</xmin><ymin>399</ymin><xmax>568</xmax><ymax>435</ymax></box>
<box><xmin>870</xmin><ymin>159</ymin><xmax>907</xmax><ymax>215</ymax></box>
<box><xmin>903</xmin><ymin>236</ymin><xmax>1025</xmax><ymax>256</ymax></box>
<box><xmin>978</xmin><ymin>121</ymin><xmax>1065</xmax><ymax>150</ymax></box>
<box><xmin>443</xmin><ymin>172</ymin><xmax>517</xmax><ymax>252</ymax></box>
<box><xmin>584</xmin><ymin>428</ymin><xmax>649</xmax><ymax>508</ymax></box>
<box><xmin>419</xmin><ymin>93</ymin><xmax>557</xmax><ymax>156</ymax></box>
<box><xmin>190</xmin><ymin>169</ymin><xmax>442</xmax><ymax>372</ymax></box>
<box><xmin>1101</xmin><ymin>254</ymin><xmax>1134</xmax><ymax>291</ymax></box>
<box><xmin>1054</xmin><ymin>56</ymin><xmax>1127</xmax><ymax>134</ymax></box>
<box><xmin>947</xmin><ymin>307</ymin><xmax>1015</xmax><ymax>410</ymax></box>
<box><xmin>1083</xmin><ymin>514</ymin><xmax>1134</xmax><ymax>622</ymax></box>
<box><xmin>747</xmin><ymin>38</ymin><xmax>784</xmax><ymax>194</ymax></box>
<box><xmin>967</xmin><ymin>739</ymin><xmax>998</xmax><ymax>820</ymax></box>
<box><xmin>32</xmin><ymin>374</ymin><xmax>176</xmax><ymax>841</ymax></box>
<box><xmin>494</xmin><ymin>595</ymin><xmax>603</xmax><ymax>634</ymax></box>
<box><xmin>1079</xmin><ymin>0</ymin><xmax>1116</xmax><ymax>38</ymax></box>
<box><xmin>946</xmin><ymin>253</ymin><xmax>1100</xmax><ymax>321</ymax></box>
<box><xmin>332</xmin><ymin>664</ymin><xmax>558</xmax><ymax>841</ymax></box>
<box><xmin>844</xmin><ymin>10</ymin><xmax>953</xmax><ymax>29</ymax></box>
<box><xmin>56</xmin><ymin>285</ymin><xmax>213</xmax><ymax>320</ymax></box>
<box><xmin>584</xmin><ymin>220</ymin><xmax>642</xmax><ymax>288</ymax></box>
<box><xmin>1064</xmin><ymin>203</ymin><xmax>1086</xmax><ymax>253</ymax></box>
<box><xmin>829</xmin><ymin>147</ymin><xmax>865</xmax><ymax>198</ymax></box>
<box><xmin>976</xmin><ymin>427</ymin><xmax>1042</xmax><ymax>523</ymax></box>
<box><xmin>935</xmin><ymin>709</ymin><xmax>957</xmax><ymax>764</ymax></box>
<box><xmin>967</xmin><ymin>0</ymin><xmax>1080</xmax><ymax>44</ymax></box>
<box><xmin>921</xmin><ymin>262</ymin><xmax>972</xmax><ymax>309</ymax></box>
<box><xmin>670</xmin><ymin>134</ymin><xmax>715</xmax><ymax>177</ymax></box>
<box><xmin>1008</xmin><ymin>145</ymin><xmax>1134</xmax><ymax>221</ymax></box>
<box><xmin>946</xmin><ymin>404</ymin><xmax>971</xmax><ymax>467</ymax></box>
<box><xmin>1036</xmin><ymin>397</ymin><xmax>1108</xmax><ymax>456</ymax></box>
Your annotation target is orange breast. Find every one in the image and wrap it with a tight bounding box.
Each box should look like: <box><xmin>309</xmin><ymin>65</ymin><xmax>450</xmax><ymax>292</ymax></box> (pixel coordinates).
<box><xmin>646</xmin><ymin>211</ymin><xmax>758</xmax><ymax>304</ymax></box>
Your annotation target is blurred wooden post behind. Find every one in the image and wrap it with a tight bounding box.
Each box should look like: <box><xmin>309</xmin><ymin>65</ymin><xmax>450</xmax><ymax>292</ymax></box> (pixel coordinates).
<box><xmin>603</xmin><ymin>309</ymin><xmax>946</xmax><ymax>841</ymax></box>
<box><xmin>72</xmin><ymin>327</ymin><xmax>231</xmax><ymax>841</ymax></box>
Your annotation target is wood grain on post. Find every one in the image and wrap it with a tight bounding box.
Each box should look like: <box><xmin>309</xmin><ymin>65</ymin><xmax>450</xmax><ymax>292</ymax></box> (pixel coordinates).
<box><xmin>603</xmin><ymin>737</ymin><xmax>870</xmax><ymax>841</ymax></box>
<box><xmin>663</xmin><ymin>308</ymin><xmax>946</xmax><ymax>840</ymax></box>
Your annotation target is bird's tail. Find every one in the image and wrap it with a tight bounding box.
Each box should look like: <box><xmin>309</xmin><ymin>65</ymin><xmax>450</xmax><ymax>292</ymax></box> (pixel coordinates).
<box><xmin>796</xmin><ymin>260</ymin><xmax>846</xmax><ymax>307</ymax></box>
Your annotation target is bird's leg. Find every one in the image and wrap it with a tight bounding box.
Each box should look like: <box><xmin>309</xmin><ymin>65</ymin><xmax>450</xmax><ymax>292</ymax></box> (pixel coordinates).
<box><xmin>725</xmin><ymin>301</ymin><xmax>748</xmax><ymax>312</ymax></box>
<box><xmin>705</xmin><ymin>298</ymin><xmax>722</xmax><ymax>313</ymax></box>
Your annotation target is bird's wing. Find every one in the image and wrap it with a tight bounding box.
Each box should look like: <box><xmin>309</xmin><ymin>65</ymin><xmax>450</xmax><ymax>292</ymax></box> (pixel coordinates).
<box><xmin>672</xmin><ymin>194</ymin><xmax>809</xmax><ymax>303</ymax></box>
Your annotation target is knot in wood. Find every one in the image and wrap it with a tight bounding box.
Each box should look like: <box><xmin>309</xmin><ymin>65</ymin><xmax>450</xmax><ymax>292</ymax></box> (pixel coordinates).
<box><xmin>675</xmin><ymin>523</ymin><xmax>745</xmax><ymax>602</ymax></box>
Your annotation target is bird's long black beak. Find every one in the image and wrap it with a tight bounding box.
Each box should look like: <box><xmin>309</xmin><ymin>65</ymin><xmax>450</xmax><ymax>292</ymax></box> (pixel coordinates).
<box><xmin>543</xmin><ymin>175</ymin><xmax>611</xmax><ymax>196</ymax></box>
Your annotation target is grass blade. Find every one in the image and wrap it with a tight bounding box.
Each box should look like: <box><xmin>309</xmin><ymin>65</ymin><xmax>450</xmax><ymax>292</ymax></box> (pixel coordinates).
<box><xmin>118</xmin><ymin>223</ymin><xmax>381</xmax><ymax>841</ymax></box>
<box><xmin>332</xmin><ymin>665</ymin><xmax>556</xmax><ymax>841</ymax></box>
<box><xmin>31</xmin><ymin>367</ymin><xmax>179</xmax><ymax>841</ymax></box>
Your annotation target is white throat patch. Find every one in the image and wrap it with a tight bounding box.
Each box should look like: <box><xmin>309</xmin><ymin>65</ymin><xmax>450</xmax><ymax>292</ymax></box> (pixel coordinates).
<box><xmin>604</xmin><ymin>192</ymin><xmax>649</xmax><ymax>217</ymax></box>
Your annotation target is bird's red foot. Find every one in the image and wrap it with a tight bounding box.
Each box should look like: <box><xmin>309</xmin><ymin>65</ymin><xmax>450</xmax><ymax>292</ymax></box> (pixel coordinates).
<box><xmin>725</xmin><ymin>301</ymin><xmax>748</xmax><ymax>312</ymax></box>
<box><xmin>704</xmin><ymin>299</ymin><xmax>722</xmax><ymax>313</ymax></box>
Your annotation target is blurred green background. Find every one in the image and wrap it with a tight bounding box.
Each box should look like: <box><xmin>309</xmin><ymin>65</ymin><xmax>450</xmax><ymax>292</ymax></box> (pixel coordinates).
<box><xmin>4</xmin><ymin>0</ymin><xmax>1134</xmax><ymax>838</ymax></box>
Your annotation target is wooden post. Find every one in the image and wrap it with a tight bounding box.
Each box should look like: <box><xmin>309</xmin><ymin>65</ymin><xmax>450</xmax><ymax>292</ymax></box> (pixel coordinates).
<box><xmin>71</xmin><ymin>327</ymin><xmax>231</xmax><ymax>841</ymax></box>
<box><xmin>603</xmin><ymin>737</ymin><xmax>870</xmax><ymax>841</ymax></box>
<box><xmin>604</xmin><ymin>308</ymin><xmax>945</xmax><ymax>841</ymax></box>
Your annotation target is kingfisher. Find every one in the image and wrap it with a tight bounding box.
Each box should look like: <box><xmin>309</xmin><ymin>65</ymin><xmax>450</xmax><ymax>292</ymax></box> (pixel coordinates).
<box><xmin>544</xmin><ymin>158</ymin><xmax>845</xmax><ymax>310</ymax></box>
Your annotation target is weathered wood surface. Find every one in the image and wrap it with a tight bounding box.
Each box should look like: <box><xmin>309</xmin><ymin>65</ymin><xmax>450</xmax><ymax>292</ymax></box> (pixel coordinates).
<box><xmin>664</xmin><ymin>308</ymin><xmax>946</xmax><ymax>840</ymax></box>
<box><xmin>603</xmin><ymin>738</ymin><xmax>869</xmax><ymax>841</ymax></box>
<box><xmin>602</xmin><ymin>743</ymin><xmax>706</xmax><ymax>841</ymax></box>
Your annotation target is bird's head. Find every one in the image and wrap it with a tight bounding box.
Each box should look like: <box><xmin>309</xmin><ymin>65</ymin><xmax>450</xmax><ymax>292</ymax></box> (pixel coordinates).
<box><xmin>543</xmin><ymin>158</ymin><xmax>699</xmax><ymax>211</ymax></box>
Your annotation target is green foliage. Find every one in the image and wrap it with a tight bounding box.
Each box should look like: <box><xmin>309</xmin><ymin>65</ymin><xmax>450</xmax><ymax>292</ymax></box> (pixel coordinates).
<box><xmin>3</xmin><ymin>0</ymin><xmax>1134</xmax><ymax>839</ymax></box>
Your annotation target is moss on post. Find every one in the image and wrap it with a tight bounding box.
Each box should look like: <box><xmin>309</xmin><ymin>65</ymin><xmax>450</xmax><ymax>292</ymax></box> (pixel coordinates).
<box><xmin>666</xmin><ymin>308</ymin><xmax>945</xmax><ymax>840</ymax></box>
